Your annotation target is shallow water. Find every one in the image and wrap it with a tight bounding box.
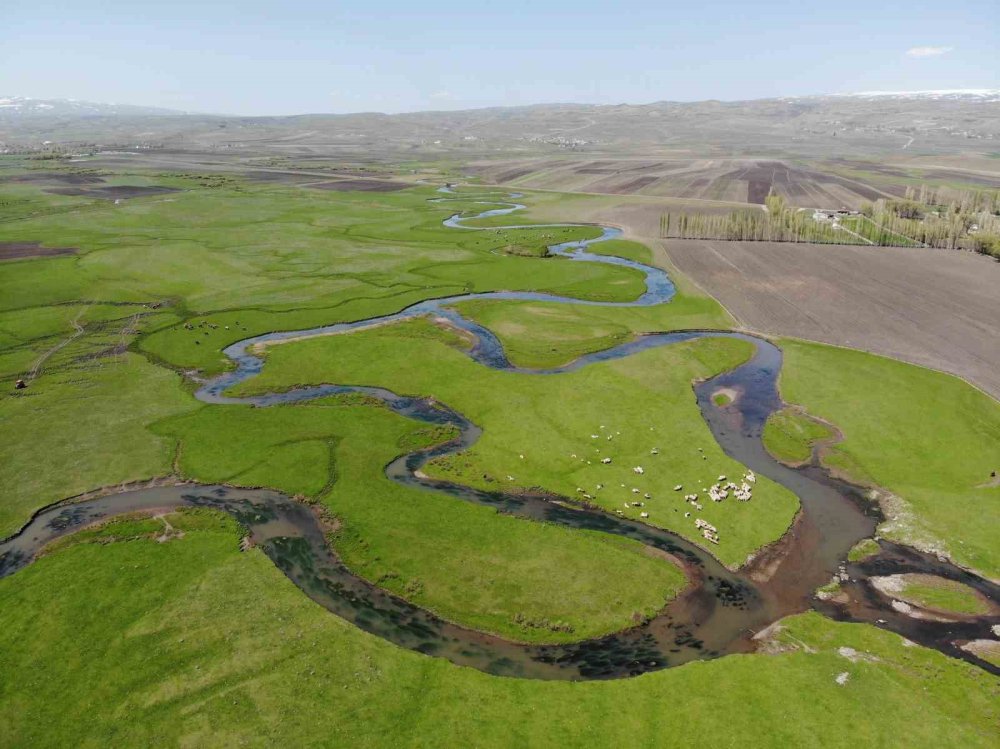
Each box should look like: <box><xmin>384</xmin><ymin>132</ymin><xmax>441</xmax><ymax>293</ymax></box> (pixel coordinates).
<box><xmin>2</xmin><ymin>190</ymin><xmax>997</xmax><ymax>679</ymax></box>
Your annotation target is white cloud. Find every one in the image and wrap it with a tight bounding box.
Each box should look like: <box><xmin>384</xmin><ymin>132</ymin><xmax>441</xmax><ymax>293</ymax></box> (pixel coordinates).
<box><xmin>906</xmin><ymin>46</ymin><xmax>953</xmax><ymax>58</ymax></box>
<box><xmin>429</xmin><ymin>91</ymin><xmax>455</xmax><ymax>100</ymax></box>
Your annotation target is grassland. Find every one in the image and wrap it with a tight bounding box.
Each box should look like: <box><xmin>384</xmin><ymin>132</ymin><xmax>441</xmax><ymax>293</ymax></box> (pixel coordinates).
<box><xmin>847</xmin><ymin>538</ymin><xmax>881</xmax><ymax>562</ymax></box>
<box><xmin>763</xmin><ymin>406</ymin><xmax>837</xmax><ymax>465</ymax></box>
<box><xmin>0</xmin><ymin>172</ymin><xmax>655</xmax><ymax>537</ymax></box>
<box><xmin>154</xmin><ymin>391</ymin><xmax>686</xmax><ymax>642</ymax></box>
<box><xmin>777</xmin><ymin>339</ymin><xmax>1000</xmax><ymax>577</ymax></box>
<box><xmin>0</xmin><ymin>175</ymin><xmax>642</xmax><ymax>376</ymax></box>
<box><xmin>0</xmin><ymin>330</ymin><xmax>197</xmax><ymax>538</ymax></box>
<box><xmin>0</xmin><ymin>170</ymin><xmax>702</xmax><ymax>641</ymax></box>
<box><xmin>233</xmin><ymin>319</ymin><xmax>799</xmax><ymax>568</ymax></box>
<box><xmin>1</xmin><ymin>520</ymin><xmax>996</xmax><ymax>748</ymax></box>
<box><xmin>447</xmin><ymin>236</ymin><xmax>733</xmax><ymax>369</ymax></box>
<box><xmin>877</xmin><ymin>573</ymin><xmax>992</xmax><ymax>616</ymax></box>
<box><xmin>451</xmin><ymin>292</ymin><xmax>732</xmax><ymax>369</ymax></box>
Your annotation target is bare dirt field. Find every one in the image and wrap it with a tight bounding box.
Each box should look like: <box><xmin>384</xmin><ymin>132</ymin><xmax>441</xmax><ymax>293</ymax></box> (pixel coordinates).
<box><xmin>308</xmin><ymin>179</ymin><xmax>410</xmax><ymax>192</ymax></box>
<box><xmin>0</xmin><ymin>242</ymin><xmax>76</xmax><ymax>260</ymax></box>
<box><xmin>3</xmin><ymin>172</ymin><xmax>106</xmax><ymax>185</ymax></box>
<box><xmin>466</xmin><ymin>158</ymin><xmax>904</xmax><ymax>208</ymax></box>
<box><xmin>45</xmin><ymin>185</ymin><xmax>180</xmax><ymax>199</ymax></box>
<box><xmin>242</xmin><ymin>170</ymin><xmax>334</xmax><ymax>183</ymax></box>
<box><xmin>663</xmin><ymin>239</ymin><xmax>1000</xmax><ymax>399</ymax></box>
<box><xmin>496</xmin><ymin>190</ymin><xmax>740</xmax><ymax>238</ymax></box>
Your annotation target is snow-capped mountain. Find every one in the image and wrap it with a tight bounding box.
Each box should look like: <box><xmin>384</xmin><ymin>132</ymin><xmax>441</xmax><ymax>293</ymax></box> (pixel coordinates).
<box><xmin>830</xmin><ymin>89</ymin><xmax>1000</xmax><ymax>102</ymax></box>
<box><xmin>0</xmin><ymin>97</ymin><xmax>188</xmax><ymax>117</ymax></box>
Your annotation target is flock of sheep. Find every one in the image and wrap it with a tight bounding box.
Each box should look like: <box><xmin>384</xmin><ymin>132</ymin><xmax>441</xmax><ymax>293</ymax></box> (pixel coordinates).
<box><xmin>556</xmin><ymin>424</ymin><xmax>758</xmax><ymax>547</ymax></box>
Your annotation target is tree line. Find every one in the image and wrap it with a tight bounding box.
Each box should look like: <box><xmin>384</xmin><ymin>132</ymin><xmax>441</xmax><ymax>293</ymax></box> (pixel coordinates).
<box><xmin>659</xmin><ymin>186</ymin><xmax>1000</xmax><ymax>259</ymax></box>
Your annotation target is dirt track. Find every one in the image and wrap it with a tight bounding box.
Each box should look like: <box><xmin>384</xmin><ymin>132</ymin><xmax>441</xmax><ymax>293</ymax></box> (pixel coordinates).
<box><xmin>662</xmin><ymin>240</ymin><xmax>1000</xmax><ymax>399</ymax></box>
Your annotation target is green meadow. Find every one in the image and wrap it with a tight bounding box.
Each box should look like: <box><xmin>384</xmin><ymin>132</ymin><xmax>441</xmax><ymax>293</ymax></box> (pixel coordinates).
<box><xmin>154</xmin><ymin>393</ymin><xmax>686</xmax><ymax>642</ymax></box>
<box><xmin>762</xmin><ymin>406</ymin><xmax>837</xmax><ymax>465</ymax></box>
<box><xmin>886</xmin><ymin>574</ymin><xmax>992</xmax><ymax>616</ymax></box>
<box><xmin>1</xmin><ymin>520</ymin><xmax>995</xmax><ymax>748</ymax></box>
<box><xmin>0</xmin><ymin>174</ymin><xmax>650</xmax><ymax>535</ymax></box>
<box><xmin>777</xmin><ymin>339</ymin><xmax>1000</xmax><ymax>578</ymax></box>
<box><xmin>233</xmin><ymin>318</ymin><xmax>800</xmax><ymax>568</ymax></box>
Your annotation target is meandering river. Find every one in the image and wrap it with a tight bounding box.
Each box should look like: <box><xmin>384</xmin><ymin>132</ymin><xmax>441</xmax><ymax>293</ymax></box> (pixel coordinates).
<box><xmin>2</xmin><ymin>189</ymin><xmax>997</xmax><ymax>679</ymax></box>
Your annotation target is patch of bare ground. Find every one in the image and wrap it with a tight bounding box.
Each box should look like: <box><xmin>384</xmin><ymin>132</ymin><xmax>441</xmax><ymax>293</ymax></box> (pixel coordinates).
<box><xmin>0</xmin><ymin>242</ymin><xmax>77</xmax><ymax>260</ymax></box>
<box><xmin>664</xmin><ymin>239</ymin><xmax>1000</xmax><ymax>399</ymax></box>
<box><xmin>307</xmin><ymin>179</ymin><xmax>409</xmax><ymax>192</ymax></box>
<box><xmin>45</xmin><ymin>185</ymin><xmax>180</xmax><ymax>199</ymax></box>
<box><xmin>470</xmin><ymin>158</ymin><xmax>896</xmax><ymax>207</ymax></box>
<box><xmin>960</xmin><ymin>639</ymin><xmax>1000</xmax><ymax>666</ymax></box>
<box><xmin>3</xmin><ymin>172</ymin><xmax>106</xmax><ymax>185</ymax></box>
<box><xmin>242</xmin><ymin>170</ymin><xmax>333</xmax><ymax>183</ymax></box>
<box><xmin>752</xmin><ymin>618</ymin><xmax>816</xmax><ymax>655</ymax></box>
<box><xmin>862</xmin><ymin>487</ymin><xmax>955</xmax><ymax>566</ymax></box>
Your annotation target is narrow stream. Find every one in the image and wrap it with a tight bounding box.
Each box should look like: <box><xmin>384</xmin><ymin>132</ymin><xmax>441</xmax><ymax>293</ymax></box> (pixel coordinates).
<box><xmin>1</xmin><ymin>189</ymin><xmax>997</xmax><ymax>679</ymax></box>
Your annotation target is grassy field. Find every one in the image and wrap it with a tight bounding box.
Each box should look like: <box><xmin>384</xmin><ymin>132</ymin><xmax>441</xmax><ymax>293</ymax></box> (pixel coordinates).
<box><xmin>1</xmin><ymin>170</ymin><xmax>698</xmax><ymax>640</ymax></box>
<box><xmin>0</xmin><ymin>172</ymin><xmax>658</xmax><ymax>532</ymax></box>
<box><xmin>1</xmin><ymin>520</ymin><xmax>996</xmax><ymax>748</ymax></box>
<box><xmin>233</xmin><ymin>319</ymin><xmax>800</xmax><ymax>568</ymax></box>
<box><xmin>762</xmin><ymin>407</ymin><xmax>837</xmax><ymax>465</ymax></box>
<box><xmin>154</xmin><ymin>392</ymin><xmax>686</xmax><ymax>642</ymax></box>
<box><xmin>448</xmin><ymin>247</ymin><xmax>733</xmax><ymax>370</ymax></box>
<box><xmin>0</xmin><ymin>176</ymin><xmax>644</xmax><ymax>376</ymax></box>
<box><xmin>880</xmin><ymin>573</ymin><xmax>992</xmax><ymax>616</ymax></box>
<box><xmin>777</xmin><ymin>339</ymin><xmax>1000</xmax><ymax>577</ymax></box>
<box><xmin>0</xmin><ymin>333</ymin><xmax>197</xmax><ymax>538</ymax></box>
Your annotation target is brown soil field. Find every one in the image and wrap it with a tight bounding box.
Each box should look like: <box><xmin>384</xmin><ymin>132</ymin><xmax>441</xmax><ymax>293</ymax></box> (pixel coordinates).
<box><xmin>507</xmin><ymin>193</ymin><xmax>740</xmax><ymax>238</ymax></box>
<box><xmin>466</xmin><ymin>158</ymin><xmax>899</xmax><ymax>208</ymax></box>
<box><xmin>308</xmin><ymin>180</ymin><xmax>409</xmax><ymax>192</ymax></box>
<box><xmin>243</xmin><ymin>170</ymin><xmax>334</xmax><ymax>183</ymax></box>
<box><xmin>0</xmin><ymin>242</ymin><xmax>76</xmax><ymax>260</ymax></box>
<box><xmin>663</xmin><ymin>239</ymin><xmax>1000</xmax><ymax>399</ymax></box>
<box><xmin>45</xmin><ymin>185</ymin><xmax>180</xmax><ymax>199</ymax></box>
<box><xmin>3</xmin><ymin>172</ymin><xmax>106</xmax><ymax>185</ymax></box>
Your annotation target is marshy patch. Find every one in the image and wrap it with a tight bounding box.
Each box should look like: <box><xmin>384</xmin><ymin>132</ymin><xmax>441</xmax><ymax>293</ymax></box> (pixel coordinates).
<box><xmin>0</xmin><ymin>242</ymin><xmax>77</xmax><ymax>261</ymax></box>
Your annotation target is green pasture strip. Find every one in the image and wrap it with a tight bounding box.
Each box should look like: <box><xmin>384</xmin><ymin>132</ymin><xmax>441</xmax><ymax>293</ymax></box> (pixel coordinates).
<box><xmin>0</xmin><ymin>528</ymin><xmax>995</xmax><ymax>747</ymax></box>
<box><xmin>777</xmin><ymin>339</ymin><xmax>1000</xmax><ymax>577</ymax></box>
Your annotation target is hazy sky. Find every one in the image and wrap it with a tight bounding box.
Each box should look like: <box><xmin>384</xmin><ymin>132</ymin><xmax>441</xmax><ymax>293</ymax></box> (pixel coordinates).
<box><xmin>3</xmin><ymin>0</ymin><xmax>998</xmax><ymax>115</ymax></box>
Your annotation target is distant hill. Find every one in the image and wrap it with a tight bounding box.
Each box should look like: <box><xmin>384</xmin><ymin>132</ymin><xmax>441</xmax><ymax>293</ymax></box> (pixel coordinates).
<box><xmin>2</xmin><ymin>92</ymin><xmax>997</xmax><ymax>158</ymax></box>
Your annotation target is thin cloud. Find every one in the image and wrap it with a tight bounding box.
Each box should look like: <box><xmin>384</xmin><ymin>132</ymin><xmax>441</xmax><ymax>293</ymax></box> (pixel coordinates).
<box><xmin>906</xmin><ymin>46</ymin><xmax>953</xmax><ymax>58</ymax></box>
<box><xmin>429</xmin><ymin>91</ymin><xmax>455</xmax><ymax>100</ymax></box>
